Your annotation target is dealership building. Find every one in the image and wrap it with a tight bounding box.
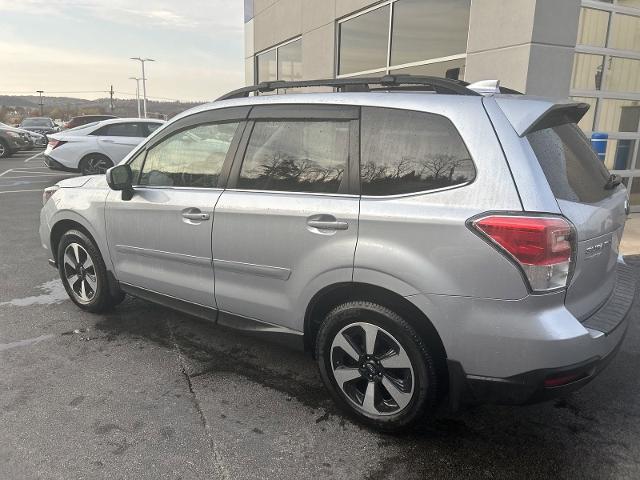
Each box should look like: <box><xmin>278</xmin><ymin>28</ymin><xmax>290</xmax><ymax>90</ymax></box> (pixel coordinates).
<box><xmin>243</xmin><ymin>0</ymin><xmax>640</xmax><ymax>208</ymax></box>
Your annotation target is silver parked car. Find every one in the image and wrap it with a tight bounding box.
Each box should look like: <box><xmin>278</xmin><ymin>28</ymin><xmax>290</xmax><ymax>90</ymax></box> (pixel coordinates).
<box><xmin>39</xmin><ymin>76</ymin><xmax>636</xmax><ymax>431</ymax></box>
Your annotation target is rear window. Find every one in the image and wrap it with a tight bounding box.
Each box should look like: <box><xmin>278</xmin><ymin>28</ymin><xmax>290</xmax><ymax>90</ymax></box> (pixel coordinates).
<box><xmin>527</xmin><ymin>124</ymin><xmax>612</xmax><ymax>204</ymax></box>
<box><xmin>360</xmin><ymin>107</ymin><xmax>475</xmax><ymax>196</ymax></box>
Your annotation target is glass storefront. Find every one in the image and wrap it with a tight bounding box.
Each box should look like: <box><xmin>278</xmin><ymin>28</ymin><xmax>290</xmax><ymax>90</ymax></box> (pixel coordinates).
<box><xmin>571</xmin><ymin>0</ymin><xmax>640</xmax><ymax>210</ymax></box>
<box><xmin>337</xmin><ymin>0</ymin><xmax>470</xmax><ymax>80</ymax></box>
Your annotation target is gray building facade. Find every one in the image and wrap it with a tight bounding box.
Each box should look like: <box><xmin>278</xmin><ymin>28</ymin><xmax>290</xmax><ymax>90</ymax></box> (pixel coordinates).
<box><xmin>244</xmin><ymin>0</ymin><xmax>640</xmax><ymax>208</ymax></box>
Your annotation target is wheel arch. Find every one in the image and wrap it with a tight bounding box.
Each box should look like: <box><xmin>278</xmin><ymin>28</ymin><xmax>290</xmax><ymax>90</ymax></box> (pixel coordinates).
<box><xmin>304</xmin><ymin>282</ymin><xmax>449</xmax><ymax>387</ymax></box>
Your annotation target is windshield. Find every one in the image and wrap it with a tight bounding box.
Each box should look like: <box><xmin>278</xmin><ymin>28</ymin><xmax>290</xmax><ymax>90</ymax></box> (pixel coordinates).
<box><xmin>22</xmin><ymin>118</ymin><xmax>52</xmax><ymax>127</ymax></box>
<box><xmin>527</xmin><ymin>123</ymin><xmax>613</xmax><ymax>204</ymax></box>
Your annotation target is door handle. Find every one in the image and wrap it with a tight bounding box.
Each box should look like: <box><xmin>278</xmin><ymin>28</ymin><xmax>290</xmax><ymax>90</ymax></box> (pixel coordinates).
<box><xmin>182</xmin><ymin>211</ymin><xmax>210</xmax><ymax>221</ymax></box>
<box><xmin>101</xmin><ymin>139</ymin><xmax>115</xmax><ymax>143</ymax></box>
<box><xmin>307</xmin><ymin>219</ymin><xmax>349</xmax><ymax>230</ymax></box>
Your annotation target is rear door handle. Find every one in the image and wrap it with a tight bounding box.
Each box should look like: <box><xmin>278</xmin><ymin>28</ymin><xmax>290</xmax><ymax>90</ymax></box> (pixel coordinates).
<box><xmin>182</xmin><ymin>211</ymin><xmax>210</xmax><ymax>221</ymax></box>
<box><xmin>307</xmin><ymin>219</ymin><xmax>349</xmax><ymax>231</ymax></box>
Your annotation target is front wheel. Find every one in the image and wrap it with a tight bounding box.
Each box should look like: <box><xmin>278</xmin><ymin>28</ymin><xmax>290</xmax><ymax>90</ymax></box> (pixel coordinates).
<box><xmin>316</xmin><ymin>301</ymin><xmax>441</xmax><ymax>432</ymax></box>
<box><xmin>0</xmin><ymin>140</ymin><xmax>12</xmax><ymax>158</ymax></box>
<box><xmin>80</xmin><ymin>154</ymin><xmax>113</xmax><ymax>175</ymax></box>
<box><xmin>57</xmin><ymin>229</ymin><xmax>124</xmax><ymax>312</ymax></box>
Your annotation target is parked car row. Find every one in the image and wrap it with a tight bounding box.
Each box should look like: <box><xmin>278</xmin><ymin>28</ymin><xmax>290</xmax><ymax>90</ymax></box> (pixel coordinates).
<box><xmin>0</xmin><ymin>122</ymin><xmax>46</xmax><ymax>158</ymax></box>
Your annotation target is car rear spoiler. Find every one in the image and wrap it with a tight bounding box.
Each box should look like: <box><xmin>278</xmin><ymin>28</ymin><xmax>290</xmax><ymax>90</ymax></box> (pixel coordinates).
<box><xmin>493</xmin><ymin>97</ymin><xmax>590</xmax><ymax>137</ymax></box>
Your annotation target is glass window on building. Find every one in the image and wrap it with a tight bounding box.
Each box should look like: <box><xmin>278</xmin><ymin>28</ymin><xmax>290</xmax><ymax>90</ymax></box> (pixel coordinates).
<box><xmin>618</xmin><ymin>0</ymin><xmax>640</xmax><ymax>7</ymax></box>
<box><xmin>338</xmin><ymin>0</ymin><xmax>470</xmax><ymax>80</ymax></box>
<box><xmin>571</xmin><ymin>53</ymin><xmax>605</xmax><ymax>90</ymax></box>
<box><xmin>257</xmin><ymin>49</ymin><xmax>277</xmax><ymax>83</ymax></box>
<box><xmin>338</xmin><ymin>6</ymin><xmax>390</xmax><ymax>75</ymax></box>
<box><xmin>576</xmin><ymin>8</ymin><xmax>610</xmax><ymax>47</ymax></box>
<box><xmin>603</xmin><ymin>139</ymin><xmax>637</xmax><ymax>171</ymax></box>
<box><xmin>609</xmin><ymin>13</ymin><xmax>640</xmax><ymax>52</ymax></box>
<box><xmin>277</xmin><ymin>39</ymin><xmax>302</xmax><ymax>82</ymax></box>
<box><xmin>390</xmin><ymin>0</ymin><xmax>470</xmax><ymax>66</ymax></box>
<box><xmin>391</xmin><ymin>58</ymin><xmax>466</xmax><ymax>80</ymax></box>
<box><xmin>597</xmin><ymin>99</ymin><xmax>640</xmax><ymax>132</ymax></box>
<box><xmin>605</xmin><ymin>57</ymin><xmax>640</xmax><ymax>92</ymax></box>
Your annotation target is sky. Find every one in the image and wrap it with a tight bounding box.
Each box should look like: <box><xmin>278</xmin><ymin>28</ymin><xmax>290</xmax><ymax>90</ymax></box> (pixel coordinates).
<box><xmin>0</xmin><ymin>0</ymin><xmax>245</xmax><ymax>102</ymax></box>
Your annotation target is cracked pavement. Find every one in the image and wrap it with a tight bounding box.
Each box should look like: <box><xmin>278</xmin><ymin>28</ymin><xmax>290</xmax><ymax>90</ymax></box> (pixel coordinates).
<box><xmin>2</xmin><ymin>151</ymin><xmax>640</xmax><ymax>479</ymax></box>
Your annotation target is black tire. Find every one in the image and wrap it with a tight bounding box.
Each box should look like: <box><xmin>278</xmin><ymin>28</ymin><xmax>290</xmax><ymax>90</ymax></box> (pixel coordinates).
<box><xmin>79</xmin><ymin>154</ymin><xmax>113</xmax><ymax>176</ymax></box>
<box><xmin>0</xmin><ymin>139</ymin><xmax>12</xmax><ymax>158</ymax></box>
<box><xmin>57</xmin><ymin>229</ymin><xmax>125</xmax><ymax>312</ymax></box>
<box><xmin>316</xmin><ymin>301</ymin><xmax>441</xmax><ymax>432</ymax></box>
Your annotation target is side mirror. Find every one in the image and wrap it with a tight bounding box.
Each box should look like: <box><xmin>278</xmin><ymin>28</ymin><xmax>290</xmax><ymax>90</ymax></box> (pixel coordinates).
<box><xmin>106</xmin><ymin>164</ymin><xmax>134</xmax><ymax>200</ymax></box>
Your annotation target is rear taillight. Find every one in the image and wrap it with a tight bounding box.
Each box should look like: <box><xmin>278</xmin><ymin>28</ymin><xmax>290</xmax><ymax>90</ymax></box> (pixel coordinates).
<box><xmin>470</xmin><ymin>215</ymin><xmax>574</xmax><ymax>293</ymax></box>
<box><xmin>48</xmin><ymin>139</ymin><xmax>66</xmax><ymax>149</ymax></box>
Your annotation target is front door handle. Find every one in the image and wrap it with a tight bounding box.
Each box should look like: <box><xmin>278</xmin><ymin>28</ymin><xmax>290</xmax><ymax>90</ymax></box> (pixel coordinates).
<box><xmin>182</xmin><ymin>210</ymin><xmax>210</xmax><ymax>221</ymax></box>
<box><xmin>307</xmin><ymin>219</ymin><xmax>349</xmax><ymax>231</ymax></box>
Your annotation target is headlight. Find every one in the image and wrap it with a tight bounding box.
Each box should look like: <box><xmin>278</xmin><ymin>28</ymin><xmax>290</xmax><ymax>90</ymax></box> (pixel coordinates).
<box><xmin>7</xmin><ymin>131</ymin><xmax>21</xmax><ymax>138</ymax></box>
<box><xmin>42</xmin><ymin>185</ymin><xmax>60</xmax><ymax>205</ymax></box>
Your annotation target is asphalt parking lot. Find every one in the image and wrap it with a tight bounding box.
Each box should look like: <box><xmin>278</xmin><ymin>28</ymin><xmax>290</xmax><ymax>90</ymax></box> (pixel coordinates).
<box><xmin>2</xmin><ymin>148</ymin><xmax>640</xmax><ymax>479</ymax></box>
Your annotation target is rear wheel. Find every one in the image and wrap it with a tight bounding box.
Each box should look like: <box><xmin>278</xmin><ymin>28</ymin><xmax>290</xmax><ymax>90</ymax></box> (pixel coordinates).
<box><xmin>57</xmin><ymin>229</ymin><xmax>124</xmax><ymax>312</ymax></box>
<box><xmin>316</xmin><ymin>301</ymin><xmax>441</xmax><ymax>432</ymax></box>
<box><xmin>0</xmin><ymin>140</ymin><xmax>12</xmax><ymax>158</ymax></box>
<box><xmin>80</xmin><ymin>154</ymin><xmax>113</xmax><ymax>175</ymax></box>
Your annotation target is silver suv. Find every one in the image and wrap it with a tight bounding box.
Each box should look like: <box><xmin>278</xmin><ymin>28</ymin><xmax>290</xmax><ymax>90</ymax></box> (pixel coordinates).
<box><xmin>39</xmin><ymin>76</ymin><xmax>636</xmax><ymax>431</ymax></box>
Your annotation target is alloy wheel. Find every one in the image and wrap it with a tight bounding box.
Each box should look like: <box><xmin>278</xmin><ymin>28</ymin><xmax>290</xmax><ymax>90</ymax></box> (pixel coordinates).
<box><xmin>0</xmin><ymin>143</ymin><xmax>6</xmax><ymax>157</ymax></box>
<box><xmin>330</xmin><ymin>322</ymin><xmax>415</xmax><ymax>416</ymax></box>
<box><xmin>62</xmin><ymin>243</ymin><xmax>98</xmax><ymax>303</ymax></box>
<box><xmin>83</xmin><ymin>156</ymin><xmax>111</xmax><ymax>175</ymax></box>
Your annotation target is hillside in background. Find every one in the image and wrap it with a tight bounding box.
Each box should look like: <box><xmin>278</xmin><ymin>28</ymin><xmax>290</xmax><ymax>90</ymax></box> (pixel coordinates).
<box><xmin>0</xmin><ymin>95</ymin><xmax>207</xmax><ymax>122</ymax></box>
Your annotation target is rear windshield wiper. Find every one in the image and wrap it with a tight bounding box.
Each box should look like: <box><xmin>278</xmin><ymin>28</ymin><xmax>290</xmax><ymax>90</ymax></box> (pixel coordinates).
<box><xmin>605</xmin><ymin>174</ymin><xmax>622</xmax><ymax>190</ymax></box>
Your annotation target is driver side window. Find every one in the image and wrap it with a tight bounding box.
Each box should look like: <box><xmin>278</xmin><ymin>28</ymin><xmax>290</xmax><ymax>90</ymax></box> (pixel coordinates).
<box><xmin>138</xmin><ymin>122</ymin><xmax>240</xmax><ymax>188</ymax></box>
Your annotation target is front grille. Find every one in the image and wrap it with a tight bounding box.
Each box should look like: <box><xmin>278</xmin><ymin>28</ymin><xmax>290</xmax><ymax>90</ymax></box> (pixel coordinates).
<box><xmin>582</xmin><ymin>263</ymin><xmax>637</xmax><ymax>334</ymax></box>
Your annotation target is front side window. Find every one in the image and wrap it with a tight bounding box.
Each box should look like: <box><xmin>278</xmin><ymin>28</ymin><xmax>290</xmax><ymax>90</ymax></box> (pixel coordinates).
<box><xmin>143</xmin><ymin>122</ymin><xmax>163</xmax><ymax>135</ymax></box>
<box><xmin>238</xmin><ymin>121</ymin><xmax>349</xmax><ymax>194</ymax></box>
<box><xmin>360</xmin><ymin>107</ymin><xmax>475</xmax><ymax>196</ymax></box>
<box><xmin>138</xmin><ymin>122</ymin><xmax>239</xmax><ymax>188</ymax></box>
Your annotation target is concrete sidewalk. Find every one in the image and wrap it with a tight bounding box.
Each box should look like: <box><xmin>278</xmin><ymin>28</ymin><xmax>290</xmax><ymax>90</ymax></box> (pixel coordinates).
<box><xmin>622</xmin><ymin>214</ymin><xmax>640</xmax><ymax>256</ymax></box>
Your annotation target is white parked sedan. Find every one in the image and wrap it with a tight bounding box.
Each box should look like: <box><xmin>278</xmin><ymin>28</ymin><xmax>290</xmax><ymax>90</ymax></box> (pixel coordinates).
<box><xmin>44</xmin><ymin>118</ymin><xmax>164</xmax><ymax>175</ymax></box>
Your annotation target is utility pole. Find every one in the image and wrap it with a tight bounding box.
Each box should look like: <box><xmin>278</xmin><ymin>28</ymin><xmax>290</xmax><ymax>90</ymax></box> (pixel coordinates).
<box><xmin>130</xmin><ymin>57</ymin><xmax>155</xmax><ymax>118</ymax></box>
<box><xmin>36</xmin><ymin>90</ymin><xmax>44</xmax><ymax>116</ymax></box>
<box><xmin>129</xmin><ymin>77</ymin><xmax>142</xmax><ymax>118</ymax></box>
<box><xmin>109</xmin><ymin>85</ymin><xmax>115</xmax><ymax>113</ymax></box>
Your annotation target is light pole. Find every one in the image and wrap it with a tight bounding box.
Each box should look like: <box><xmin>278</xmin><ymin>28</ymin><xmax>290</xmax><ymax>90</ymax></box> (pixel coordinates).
<box><xmin>130</xmin><ymin>57</ymin><xmax>155</xmax><ymax>118</ymax></box>
<box><xmin>36</xmin><ymin>90</ymin><xmax>44</xmax><ymax>116</ymax></box>
<box><xmin>129</xmin><ymin>77</ymin><xmax>142</xmax><ymax>118</ymax></box>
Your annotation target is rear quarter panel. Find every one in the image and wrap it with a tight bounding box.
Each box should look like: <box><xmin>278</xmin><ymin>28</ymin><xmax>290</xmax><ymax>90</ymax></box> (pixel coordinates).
<box><xmin>354</xmin><ymin>97</ymin><xmax>528</xmax><ymax>300</ymax></box>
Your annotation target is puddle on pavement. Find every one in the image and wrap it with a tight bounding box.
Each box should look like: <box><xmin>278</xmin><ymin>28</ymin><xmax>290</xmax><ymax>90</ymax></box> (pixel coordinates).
<box><xmin>0</xmin><ymin>279</ymin><xmax>67</xmax><ymax>307</ymax></box>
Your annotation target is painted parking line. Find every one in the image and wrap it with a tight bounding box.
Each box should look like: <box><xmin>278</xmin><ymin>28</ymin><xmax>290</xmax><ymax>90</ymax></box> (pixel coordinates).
<box><xmin>0</xmin><ymin>189</ymin><xmax>43</xmax><ymax>194</ymax></box>
<box><xmin>24</xmin><ymin>152</ymin><xmax>44</xmax><ymax>163</ymax></box>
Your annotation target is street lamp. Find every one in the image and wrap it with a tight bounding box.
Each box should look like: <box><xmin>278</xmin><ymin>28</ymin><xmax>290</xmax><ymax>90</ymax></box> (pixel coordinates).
<box><xmin>130</xmin><ymin>57</ymin><xmax>155</xmax><ymax>118</ymax></box>
<box><xmin>129</xmin><ymin>77</ymin><xmax>142</xmax><ymax>118</ymax></box>
<box><xmin>36</xmin><ymin>90</ymin><xmax>44</xmax><ymax>116</ymax></box>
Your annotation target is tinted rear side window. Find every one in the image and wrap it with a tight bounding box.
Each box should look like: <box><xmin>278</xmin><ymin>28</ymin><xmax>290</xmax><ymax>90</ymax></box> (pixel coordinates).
<box><xmin>527</xmin><ymin>124</ymin><xmax>612</xmax><ymax>203</ymax></box>
<box><xmin>360</xmin><ymin>107</ymin><xmax>475</xmax><ymax>196</ymax></box>
<box><xmin>238</xmin><ymin>120</ymin><xmax>349</xmax><ymax>194</ymax></box>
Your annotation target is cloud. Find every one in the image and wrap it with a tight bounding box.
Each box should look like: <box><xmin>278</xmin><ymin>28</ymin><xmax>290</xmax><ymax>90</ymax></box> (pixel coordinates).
<box><xmin>0</xmin><ymin>0</ymin><xmax>243</xmax><ymax>32</ymax></box>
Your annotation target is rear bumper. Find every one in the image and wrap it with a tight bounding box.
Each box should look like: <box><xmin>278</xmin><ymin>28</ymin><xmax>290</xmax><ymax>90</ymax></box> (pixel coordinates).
<box><xmin>44</xmin><ymin>154</ymin><xmax>78</xmax><ymax>173</ymax></box>
<box><xmin>407</xmin><ymin>259</ymin><xmax>637</xmax><ymax>408</ymax></box>
<box><xmin>447</xmin><ymin>323</ymin><xmax>627</xmax><ymax>408</ymax></box>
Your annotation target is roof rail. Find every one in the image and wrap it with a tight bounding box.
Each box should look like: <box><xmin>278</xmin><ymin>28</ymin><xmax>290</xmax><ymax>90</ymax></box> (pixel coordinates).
<box><xmin>216</xmin><ymin>75</ymin><xmax>481</xmax><ymax>101</ymax></box>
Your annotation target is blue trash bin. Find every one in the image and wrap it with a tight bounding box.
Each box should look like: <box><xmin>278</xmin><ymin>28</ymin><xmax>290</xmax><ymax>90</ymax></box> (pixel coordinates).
<box><xmin>591</xmin><ymin>132</ymin><xmax>608</xmax><ymax>163</ymax></box>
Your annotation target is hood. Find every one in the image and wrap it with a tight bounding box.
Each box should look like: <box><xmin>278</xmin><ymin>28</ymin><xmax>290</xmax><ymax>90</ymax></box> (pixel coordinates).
<box><xmin>57</xmin><ymin>175</ymin><xmax>108</xmax><ymax>189</ymax></box>
<box><xmin>20</xmin><ymin>126</ymin><xmax>56</xmax><ymax>133</ymax></box>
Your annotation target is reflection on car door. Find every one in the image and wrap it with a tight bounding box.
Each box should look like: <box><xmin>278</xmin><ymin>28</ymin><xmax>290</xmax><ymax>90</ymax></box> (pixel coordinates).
<box><xmin>105</xmin><ymin>108</ymin><xmax>249</xmax><ymax>308</ymax></box>
<box><xmin>97</xmin><ymin>122</ymin><xmax>147</xmax><ymax>162</ymax></box>
<box><xmin>212</xmin><ymin>105</ymin><xmax>360</xmax><ymax>331</ymax></box>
